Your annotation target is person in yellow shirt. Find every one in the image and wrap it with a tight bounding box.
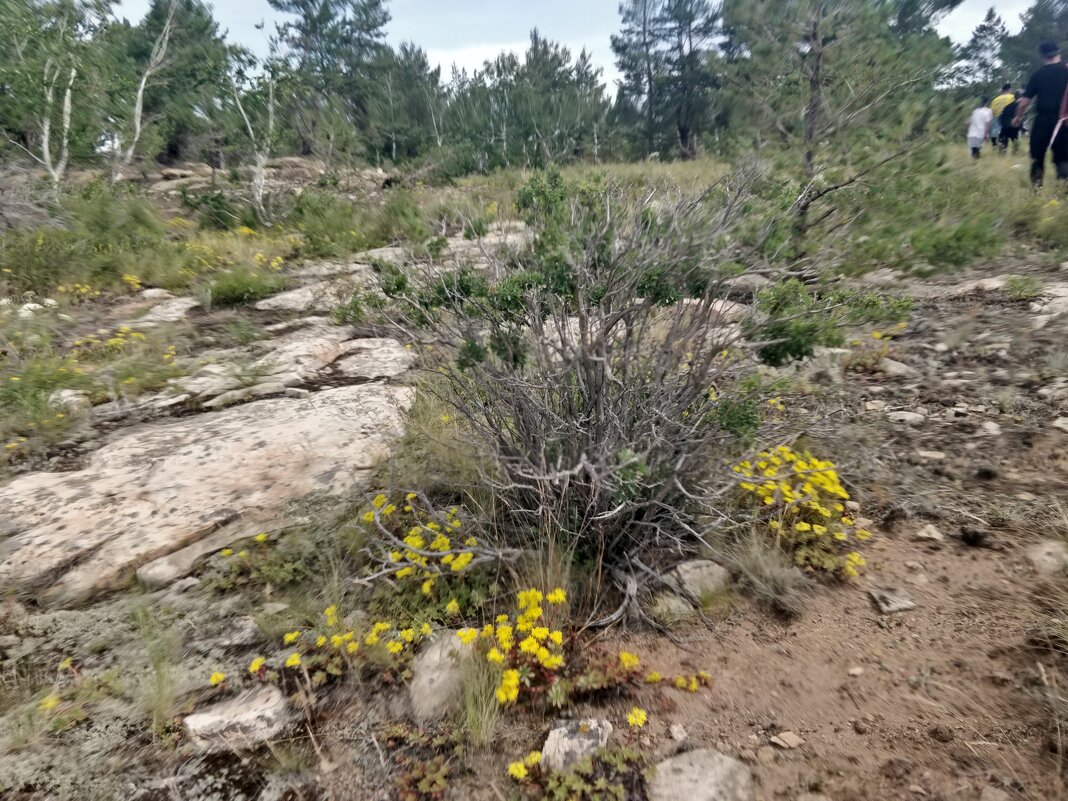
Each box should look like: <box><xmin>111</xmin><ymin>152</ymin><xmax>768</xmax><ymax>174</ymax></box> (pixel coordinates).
<box><xmin>990</xmin><ymin>84</ymin><xmax>1016</xmax><ymax>147</ymax></box>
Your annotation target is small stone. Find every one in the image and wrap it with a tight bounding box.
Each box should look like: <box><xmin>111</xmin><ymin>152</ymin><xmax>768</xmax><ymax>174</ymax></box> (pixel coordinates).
<box><xmin>140</xmin><ymin>288</ymin><xmax>174</xmax><ymax>300</ymax></box>
<box><xmin>904</xmin><ymin>561</ymin><xmax>923</xmax><ymax>571</ymax></box>
<box><xmin>887</xmin><ymin>411</ymin><xmax>925</xmax><ymax>426</ymax></box>
<box><xmin>1027</xmin><ymin>540</ymin><xmax>1068</xmax><ymax>574</ymax></box>
<box><xmin>853</xmin><ymin>720</ymin><xmax>869</xmax><ymax>735</ymax></box>
<box><xmin>914</xmin><ymin>450</ymin><xmax>947</xmax><ymax>462</ymax></box>
<box><xmin>1053</xmin><ymin>418</ymin><xmax>1068</xmax><ymax>434</ymax></box>
<box><xmin>647</xmin><ymin>748</ymin><xmax>754</xmax><ymax>801</ymax></box>
<box><xmin>770</xmin><ymin>731</ymin><xmax>804</xmax><ymax>749</ymax></box>
<box><xmin>670</xmin><ymin>723</ymin><xmax>688</xmax><ymax>742</ymax></box>
<box><xmin>542</xmin><ymin>719</ymin><xmax>613</xmax><ymax>773</ymax></box>
<box><xmin>933</xmin><ymin>343</ymin><xmax>949</xmax><ymax>353</ymax></box>
<box><xmin>261</xmin><ymin>602</ymin><xmax>289</xmax><ymax>616</ymax></box>
<box><xmin>48</xmin><ymin>389</ymin><xmax>91</xmax><ymax>417</ymax></box>
<box><xmin>865</xmin><ymin>400</ymin><xmax>888</xmax><ymax>412</ymax></box>
<box><xmin>929</xmin><ymin>724</ymin><xmax>954</xmax><ymax>743</ymax></box>
<box><xmin>913</xmin><ymin>524</ymin><xmax>944</xmax><ymax>543</ymax></box>
<box><xmin>408</xmin><ymin>632</ymin><xmax>470</xmax><ymax>722</ymax></box>
<box><xmin>908</xmin><ymin>785</ymin><xmax>926</xmax><ymax>795</ymax></box>
<box><xmin>869</xmin><ymin>586</ymin><xmax>918</xmax><ymax>614</ymax></box>
<box><xmin>979</xmin><ymin>787</ymin><xmax>1010</xmax><ymax>801</ymax></box>
<box><xmin>183</xmin><ymin>685</ymin><xmax>292</xmax><ymax>751</ymax></box>
<box><xmin>848</xmin><ymin>666</ymin><xmax>865</xmax><ymax>677</ymax></box>
<box><xmin>980</xmin><ymin>421</ymin><xmax>1003</xmax><ymax>436</ymax></box>
<box><xmin>880</xmin><ymin>358</ymin><xmax>918</xmax><ymax>378</ymax></box>
<box><xmin>667</xmin><ymin>559</ymin><xmax>730</xmax><ymax>599</ymax></box>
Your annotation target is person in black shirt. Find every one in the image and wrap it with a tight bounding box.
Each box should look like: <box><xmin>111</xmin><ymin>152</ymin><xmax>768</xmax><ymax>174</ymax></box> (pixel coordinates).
<box><xmin>999</xmin><ymin>91</ymin><xmax>1022</xmax><ymax>154</ymax></box>
<box><xmin>1014</xmin><ymin>40</ymin><xmax>1068</xmax><ymax>185</ymax></box>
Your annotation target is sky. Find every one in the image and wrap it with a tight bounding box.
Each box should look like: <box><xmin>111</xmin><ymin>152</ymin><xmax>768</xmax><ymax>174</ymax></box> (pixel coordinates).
<box><xmin>114</xmin><ymin>0</ymin><xmax>1040</xmax><ymax>88</ymax></box>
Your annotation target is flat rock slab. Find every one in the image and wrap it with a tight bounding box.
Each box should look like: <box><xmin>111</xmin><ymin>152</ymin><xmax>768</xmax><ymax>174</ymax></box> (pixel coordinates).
<box><xmin>646</xmin><ymin>749</ymin><xmax>753</xmax><ymax>801</ymax></box>
<box><xmin>868</xmin><ymin>586</ymin><xmax>918</xmax><ymax>614</ymax></box>
<box><xmin>335</xmin><ymin>339</ymin><xmax>414</xmax><ymax>380</ymax></box>
<box><xmin>183</xmin><ymin>685</ymin><xmax>292</xmax><ymax>751</ymax></box>
<box><xmin>255</xmin><ymin>279</ymin><xmax>366</xmax><ymax>313</ymax></box>
<box><xmin>0</xmin><ymin>385</ymin><xmax>411</xmax><ymax>606</ymax></box>
<box><xmin>542</xmin><ymin>719</ymin><xmax>613</xmax><ymax>772</ymax></box>
<box><xmin>169</xmin><ymin>323</ymin><xmax>406</xmax><ymax>408</ymax></box>
<box><xmin>133</xmin><ymin>296</ymin><xmax>200</xmax><ymax>327</ymax></box>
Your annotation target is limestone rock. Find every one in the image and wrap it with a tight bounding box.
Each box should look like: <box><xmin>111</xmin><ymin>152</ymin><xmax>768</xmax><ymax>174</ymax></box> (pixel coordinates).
<box><xmin>542</xmin><ymin>719</ymin><xmax>614</xmax><ymax>772</ymax></box>
<box><xmin>868</xmin><ymin>586</ymin><xmax>918</xmax><ymax>614</ymax></box>
<box><xmin>646</xmin><ymin>749</ymin><xmax>754</xmax><ymax>801</ymax></box>
<box><xmin>879</xmin><ymin>358</ymin><xmax>917</xmax><ymax>378</ymax></box>
<box><xmin>1027</xmin><ymin>540</ymin><xmax>1068</xmax><ymax>574</ymax></box>
<box><xmin>255</xmin><ymin>280</ymin><xmax>363</xmax><ymax>313</ymax></box>
<box><xmin>887</xmin><ymin>411</ymin><xmax>925</xmax><ymax>426</ymax></box>
<box><xmin>1053</xmin><ymin>418</ymin><xmax>1068</xmax><ymax>434</ymax></box>
<box><xmin>134</xmin><ymin>296</ymin><xmax>200</xmax><ymax>327</ymax></box>
<box><xmin>913</xmin><ymin>524</ymin><xmax>945</xmax><ymax>543</ymax></box>
<box><xmin>652</xmin><ymin>592</ymin><xmax>694</xmax><ymax>622</ymax></box>
<box><xmin>409</xmin><ymin>631</ymin><xmax>469</xmax><ymax>721</ymax></box>
<box><xmin>0</xmin><ymin>385</ymin><xmax>411</xmax><ymax>605</ymax></box>
<box><xmin>183</xmin><ymin>685</ymin><xmax>292</xmax><ymax>751</ymax></box>
<box><xmin>140</xmin><ymin>288</ymin><xmax>174</xmax><ymax>301</ymax></box>
<box><xmin>334</xmin><ymin>338</ymin><xmax>415</xmax><ymax>380</ymax></box>
<box><xmin>48</xmin><ymin>389</ymin><xmax>91</xmax><ymax>417</ymax></box>
<box><xmin>668</xmin><ymin>559</ymin><xmax>730</xmax><ymax>600</ymax></box>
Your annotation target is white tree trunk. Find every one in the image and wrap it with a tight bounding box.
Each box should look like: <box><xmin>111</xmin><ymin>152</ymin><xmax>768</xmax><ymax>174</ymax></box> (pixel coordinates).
<box><xmin>114</xmin><ymin>0</ymin><xmax>177</xmax><ymax>180</ymax></box>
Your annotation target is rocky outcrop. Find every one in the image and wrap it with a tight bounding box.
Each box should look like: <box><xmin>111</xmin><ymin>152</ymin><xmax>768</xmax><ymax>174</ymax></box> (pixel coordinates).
<box><xmin>646</xmin><ymin>749</ymin><xmax>753</xmax><ymax>801</ymax></box>
<box><xmin>183</xmin><ymin>685</ymin><xmax>293</xmax><ymax>751</ymax></box>
<box><xmin>0</xmin><ymin>385</ymin><xmax>412</xmax><ymax>606</ymax></box>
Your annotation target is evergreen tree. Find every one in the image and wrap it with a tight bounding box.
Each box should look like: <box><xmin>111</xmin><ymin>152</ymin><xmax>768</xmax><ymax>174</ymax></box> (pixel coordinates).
<box><xmin>612</xmin><ymin>0</ymin><xmax>665</xmax><ymax>157</ymax></box>
<box><xmin>958</xmin><ymin>7</ymin><xmax>1010</xmax><ymax>88</ymax></box>
<box><xmin>1002</xmin><ymin>0</ymin><xmax>1068</xmax><ymax>84</ymax></box>
<box><xmin>656</xmin><ymin>0</ymin><xmax>720</xmax><ymax>158</ymax></box>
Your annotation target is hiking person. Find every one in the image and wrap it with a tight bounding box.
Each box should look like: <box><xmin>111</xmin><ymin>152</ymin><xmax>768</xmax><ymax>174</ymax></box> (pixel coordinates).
<box><xmin>990</xmin><ymin>83</ymin><xmax>1015</xmax><ymax>147</ymax></box>
<box><xmin>1013</xmin><ymin>40</ymin><xmax>1068</xmax><ymax>185</ymax></box>
<box><xmin>999</xmin><ymin>91</ymin><xmax>1023</xmax><ymax>154</ymax></box>
<box><xmin>968</xmin><ymin>97</ymin><xmax>993</xmax><ymax>159</ymax></box>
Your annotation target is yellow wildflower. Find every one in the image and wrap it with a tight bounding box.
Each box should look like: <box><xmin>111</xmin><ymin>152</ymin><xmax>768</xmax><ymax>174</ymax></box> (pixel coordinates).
<box><xmin>507</xmin><ymin>761</ymin><xmax>529</xmax><ymax>780</ymax></box>
<box><xmin>487</xmin><ymin>647</ymin><xmax>505</xmax><ymax>664</ymax></box>
<box><xmin>445</xmin><ymin>599</ymin><xmax>460</xmax><ymax>616</ymax></box>
<box><xmin>372</xmin><ymin>493</ymin><xmax>388</xmax><ymax>509</ymax></box>
<box><xmin>38</xmin><ymin>694</ymin><xmax>61</xmax><ymax>712</ymax></box>
<box><xmin>627</xmin><ymin>707</ymin><xmax>648</xmax><ymax>728</ymax></box>
<box><xmin>209</xmin><ymin>671</ymin><xmax>226</xmax><ymax>686</ymax></box>
<box><xmin>220</xmin><ymin>548</ymin><xmax>234</xmax><ymax>557</ymax></box>
<box><xmin>285</xmin><ymin>652</ymin><xmax>302</xmax><ymax>668</ymax></box>
<box><xmin>645</xmin><ymin>671</ymin><xmax>662</xmax><ymax>684</ymax></box>
<box><xmin>254</xmin><ymin>533</ymin><xmax>268</xmax><ymax>543</ymax></box>
<box><xmin>457</xmin><ymin>628</ymin><xmax>479</xmax><ymax>646</ymax></box>
<box><xmin>248</xmin><ymin>656</ymin><xmax>266</xmax><ymax>673</ymax></box>
<box><xmin>386</xmin><ymin>641</ymin><xmax>404</xmax><ymax>654</ymax></box>
<box><xmin>619</xmin><ymin>651</ymin><xmax>640</xmax><ymax>671</ymax></box>
<box><xmin>283</xmin><ymin>631</ymin><xmax>301</xmax><ymax>645</ymax></box>
<box><xmin>546</xmin><ymin>587</ymin><xmax>567</xmax><ymax>604</ymax></box>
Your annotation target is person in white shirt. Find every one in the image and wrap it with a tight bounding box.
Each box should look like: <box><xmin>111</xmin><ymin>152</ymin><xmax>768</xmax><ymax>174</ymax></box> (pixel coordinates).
<box><xmin>968</xmin><ymin>97</ymin><xmax>994</xmax><ymax>159</ymax></box>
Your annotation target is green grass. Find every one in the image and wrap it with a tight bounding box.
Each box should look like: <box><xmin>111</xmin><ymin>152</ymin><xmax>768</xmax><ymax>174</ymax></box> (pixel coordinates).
<box><xmin>201</xmin><ymin>267</ymin><xmax>285</xmax><ymax>308</ymax></box>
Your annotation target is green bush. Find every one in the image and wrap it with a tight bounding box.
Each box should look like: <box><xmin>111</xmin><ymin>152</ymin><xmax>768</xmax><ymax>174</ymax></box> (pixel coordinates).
<box><xmin>371</xmin><ymin>190</ymin><xmax>430</xmax><ymax>245</ymax></box>
<box><xmin>203</xmin><ymin>268</ymin><xmax>284</xmax><ymax>307</ymax></box>
<box><xmin>909</xmin><ymin>215</ymin><xmax>1001</xmax><ymax>268</ymax></box>
<box><xmin>283</xmin><ymin>190</ymin><xmax>375</xmax><ymax>258</ymax></box>
<box><xmin>747</xmin><ymin>279</ymin><xmax>844</xmax><ymax>366</ymax></box>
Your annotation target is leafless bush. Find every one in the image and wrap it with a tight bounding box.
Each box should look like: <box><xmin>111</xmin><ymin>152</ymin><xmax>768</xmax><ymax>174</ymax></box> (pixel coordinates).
<box><xmin>377</xmin><ymin>173</ymin><xmax>789</xmax><ymax>620</ymax></box>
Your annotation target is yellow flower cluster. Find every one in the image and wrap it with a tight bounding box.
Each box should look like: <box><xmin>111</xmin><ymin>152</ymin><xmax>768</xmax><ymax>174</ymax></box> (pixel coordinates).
<box><xmin>73</xmin><ymin>326</ymin><xmax>147</xmax><ymax>355</ymax></box>
<box><xmin>671</xmin><ymin>671</ymin><xmax>714</xmax><ymax>692</ymax></box>
<box><xmin>254</xmin><ymin>251</ymin><xmax>285</xmax><ymax>271</ymax></box>
<box><xmin>735</xmin><ymin>445</ymin><xmax>870</xmax><ymax>578</ymax></box>
<box><xmin>56</xmin><ymin>282</ymin><xmax>101</xmax><ymax>299</ymax></box>
<box><xmin>456</xmin><ymin>587</ymin><xmax>569</xmax><ymax>706</ymax></box>
<box><xmin>365</xmin><ymin>493</ymin><xmax>480</xmax><ymax>596</ymax></box>
<box><xmin>122</xmin><ymin>274</ymin><xmax>142</xmax><ymax>291</ymax></box>
<box><xmin>275</xmin><ymin>605</ymin><xmax>434</xmax><ymax>676</ymax></box>
<box><xmin>627</xmin><ymin>707</ymin><xmax>648</xmax><ymax>728</ymax></box>
<box><xmin>506</xmin><ymin>750</ymin><xmax>542</xmax><ymax>781</ymax></box>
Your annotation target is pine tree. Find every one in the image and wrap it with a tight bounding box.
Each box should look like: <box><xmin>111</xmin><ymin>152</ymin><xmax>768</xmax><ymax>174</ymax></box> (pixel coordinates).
<box><xmin>656</xmin><ymin>0</ymin><xmax>720</xmax><ymax>158</ymax></box>
<box><xmin>612</xmin><ymin>0</ymin><xmax>664</xmax><ymax>157</ymax></box>
<box><xmin>960</xmin><ymin>7</ymin><xmax>1010</xmax><ymax>88</ymax></box>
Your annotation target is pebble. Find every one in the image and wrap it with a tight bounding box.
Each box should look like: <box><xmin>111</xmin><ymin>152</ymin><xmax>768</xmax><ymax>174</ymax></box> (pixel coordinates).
<box><xmin>670</xmin><ymin>723</ymin><xmax>688</xmax><ymax>742</ymax></box>
<box><xmin>869</xmin><ymin>586</ymin><xmax>918</xmax><ymax>614</ymax></box>
<box><xmin>853</xmin><ymin>720</ymin><xmax>869</xmax><ymax>734</ymax></box>
<box><xmin>914</xmin><ymin>450</ymin><xmax>947</xmax><ymax>462</ymax></box>
<box><xmin>913</xmin><ymin>524</ymin><xmax>944</xmax><ymax>543</ymax></box>
<box><xmin>888</xmin><ymin>411</ymin><xmax>925</xmax><ymax>426</ymax></box>
<box><xmin>770</xmin><ymin>731</ymin><xmax>804</xmax><ymax>749</ymax></box>
<box><xmin>1054</xmin><ymin>418</ymin><xmax>1068</xmax><ymax>434</ymax></box>
<box><xmin>848</xmin><ymin>666</ymin><xmax>865</xmax><ymax>677</ymax></box>
<box><xmin>980</xmin><ymin>421</ymin><xmax>1003</xmax><ymax>436</ymax></box>
<box><xmin>929</xmin><ymin>724</ymin><xmax>954</xmax><ymax>743</ymax></box>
